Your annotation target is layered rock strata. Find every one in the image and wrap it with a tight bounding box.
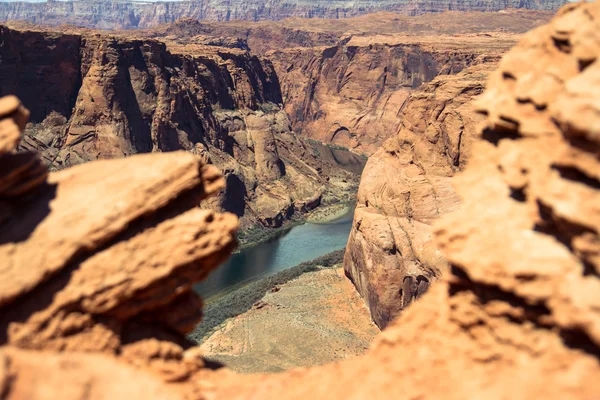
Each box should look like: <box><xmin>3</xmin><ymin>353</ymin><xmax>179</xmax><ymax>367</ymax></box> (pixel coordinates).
<box><xmin>0</xmin><ymin>24</ymin><xmax>359</xmax><ymax>234</ymax></box>
<box><xmin>0</xmin><ymin>2</ymin><xmax>599</xmax><ymax>398</ymax></box>
<box><xmin>0</xmin><ymin>0</ymin><xmax>567</xmax><ymax>29</ymax></box>
<box><xmin>344</xmin><ymin>62</ymin><xmax>493</xmax><ymax>328</ymax></box>
<box><xmin>135</xmin><ymin>11</ymin><xmax>555</xmax><ymax>155</ymax></box>
<box><xmin>208</xmin><ymin>2</ymin><xmax>600</xmax><ymax>397</ymax></box>
<box><xmin>103</xmin><ymin>12</ymin><xmax>550</xmax><ymax>156</ymax></box>
<box><xmin>269</xmin><ymin>35</ymin><xmax>513</xmax><ymax>155</ymax></box>
<box><xmin>147</xmin><ymin>10</ymin><xmax>557</xmax><ymax>55</ymax></box>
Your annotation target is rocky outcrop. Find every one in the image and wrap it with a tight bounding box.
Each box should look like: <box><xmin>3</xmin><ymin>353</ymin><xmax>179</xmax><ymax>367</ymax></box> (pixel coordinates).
<box><xmin>0</xmin><ymin>0</ymin><xmax>567</xmax><ymax>29</ymax></box>
<box><xmin>0</xmin><ymin>95</ymin><xmax>237</xmax><ymax>391</ymax></box>
<box><xmin>343</xmin><ymin>62</ymin><xmax>493</xmax><ymax>328</ymax></box>
<box><xmin>268</xmin><ymin>34</ymin><xmax>513</xmax><ymax>155</ymax></box>
<box><xmin>1</xmin><ymin>3</ymin><xmax>600</xmax><ymax>397</ymax></box>
<box><xmin>0</xmin><ymin>24</ymin><xmax>359</xmax><ymax>235</ymax></box>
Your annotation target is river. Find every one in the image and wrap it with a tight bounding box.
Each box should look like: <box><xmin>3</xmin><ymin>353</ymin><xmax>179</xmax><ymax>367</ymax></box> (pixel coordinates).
<box><xmin>194</xmin><ymin>143</ymin><xmax>365</xmax><ymax>299</ymax></box>
<box><xmin>194</xmin><ymin>207</ymin><xmax>355</xmax><ymax>299</ymax></box>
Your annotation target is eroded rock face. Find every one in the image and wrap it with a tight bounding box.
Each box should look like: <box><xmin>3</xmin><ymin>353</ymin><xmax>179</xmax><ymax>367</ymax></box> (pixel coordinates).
<box><xmin>0</xmin><ymin>26</ymin><xmax>281</xmax><ymax>163</ymax></box>
<box><xmin>0</xmin><ymin>0</ymin><xmax>567</xmax><ymax>29</ymax></box>
<box><xmin>344</xmin><ymin>62</ymin><xmax>493</xmax><ymax>328</ymax></box>
<box><xmin>269</xmin><ymin>35</ymin><xmax>512</xmax><ymax>155</ymax></box>
<box><xmin>0</xmin><ymin>24</ymin><xmax>359</xmax><ymax>235</ymax></box>
<box><xmin>437</xmin><ymin>0</ymin><xmax>600</xmax><ymax>351</ymax></box>
<box><xmin>1</xmin><ymin>3</ymin><xmax>600</xmax><ymax>399</ymax></box>
<box><xmin>138</xmin><ymin>11</ymin><xmax>555</xmax><ymax>157</ymax></box>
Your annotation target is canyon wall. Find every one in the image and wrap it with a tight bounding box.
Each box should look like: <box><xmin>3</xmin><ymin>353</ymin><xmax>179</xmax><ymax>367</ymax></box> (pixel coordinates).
<box><xmin>213</xmin><ymin>2</ymin><xmax>600</xmax><ymax>396</ymax></box>
<box><xmin>0</xmin><ymin>2</ymin><xmax>599</xmax><ymax>397</ymax></box>
<box><xmin>0</xmin><ymin>25</ymin><xmax>359</xmax><ymax>234</ymax></box>
<box><xmin>267</xmin><ymin>34</ymin><xmax>513</xmax><ymax>155</ymax></box>
<box><xmin>142</xmin><ymin>11</ymin><xmax>553</xmax><ymax>156</ymax></box>
<box><xmin>0</xmin><ymin>0</ymin><xmax>567</xmax><ymax>29</ymax></box>
<box><xmin>343</xmin><ymin>61</ymin><xmax>493</xmax><ymax>328</ymax></box>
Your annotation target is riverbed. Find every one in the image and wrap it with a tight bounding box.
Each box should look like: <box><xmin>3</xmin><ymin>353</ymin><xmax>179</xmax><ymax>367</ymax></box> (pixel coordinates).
<box><xmin>194</xmin><ymin>207</ymin><xmax>355</xmax><ymax>299</ymax></box>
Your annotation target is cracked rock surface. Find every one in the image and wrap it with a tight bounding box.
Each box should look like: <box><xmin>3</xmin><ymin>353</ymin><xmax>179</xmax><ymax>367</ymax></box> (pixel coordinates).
<box><xmin>0</xmin><ymin>95</ymin><xmax>239</xmax><ymax>397</ymax></box>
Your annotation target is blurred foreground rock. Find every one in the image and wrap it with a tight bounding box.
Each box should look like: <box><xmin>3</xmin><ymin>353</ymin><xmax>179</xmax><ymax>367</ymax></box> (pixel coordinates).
<box><xmin>0</xmin><ymin>94</ymin><xmax>238</xmax><ymax>397</ymax></box>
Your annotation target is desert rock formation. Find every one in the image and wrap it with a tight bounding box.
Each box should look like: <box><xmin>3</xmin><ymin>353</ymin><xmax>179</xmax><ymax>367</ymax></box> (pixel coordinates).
<box><xmin>0</xmin><ymin>24</ymin><xmax>359</xmax><ymax>235</ymax></box>
<box><xmin>1</xmin><ymin>2</ymin><xmax>599</xmax><ymax>399</ymax></box>
<box><xmin>344</xmin><ymin>62</ymin><xmax>493</xmax><ymax>328</ymax></box>
<box><xmin>133</xmin><ymin>11</ymin><xmax>553</xmax><ymax>155</ymax></box>
<box><xmin>269</xmin><ymin>35</ymin><xmax>512</xmax><ymax>155</ymax></box>
<box><xmin>0</xmin><ymin>0</ymin><xmax>567</xmax><ymax>29</ymax></box>
<box><xmin>0</xmin><ymin>95</ymin><xmax>237</xmax><ymax>397</ymax></box>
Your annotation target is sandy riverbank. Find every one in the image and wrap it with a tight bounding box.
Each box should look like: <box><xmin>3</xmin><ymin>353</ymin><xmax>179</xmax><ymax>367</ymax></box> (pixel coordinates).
<box><xmin>190</xmin><ymin>250</ymin><xmax>345</xmax><ymax>342</ymax></box>
<box><xmin>305</xmin><ymin>202</ymin><xmax>354</xmax><ymax>224</ymax></box>
<box><xmin>195</xmin><ymin>262</ymin><xmax>379</xmax><ymax>373</ymax></box>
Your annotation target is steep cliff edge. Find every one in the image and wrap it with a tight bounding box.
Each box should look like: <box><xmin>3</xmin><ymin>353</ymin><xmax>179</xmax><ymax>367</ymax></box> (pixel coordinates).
<box><xmin>0</xmin><ymin>0</ymin><xmax>567</xmax><ymax>29</ymax></box>
<box><xmin>209</xmin><ymin>3</ymin><xmax>600</xmax><ymax>396</ymax></box>
<box><xmin>343</xmin><ymin>62</ymin><xmax>492</xmax><ymax>328</ymax></box>
<box><xmin>268</xmin><ymin>35</ymin><xmax>513</xmax><ymax>155</ymax></box>
<box><xmin>1</xmin><ymin>2</ymin><xmax>599</xmax><ymax>398</ymax></box>
<box><xmin>0</xmin><ymin>24</ymin><xmax>359</xmax><ymax>235</ymax></box>
<box><xmin>138</xmin><ymin>11</ymin><xmax>554</xmax><ymax>155</ymax></box>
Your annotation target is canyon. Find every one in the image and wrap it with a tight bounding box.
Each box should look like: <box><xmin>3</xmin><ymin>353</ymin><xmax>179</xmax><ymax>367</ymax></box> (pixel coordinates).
<box><xmin>0</xmin><ymin>7</ymin><xmax>565</xmax><ymax>365</ymax></box>
<box><xmin>181</xmin><ymin>11</ymin><xmax>548</xmax><ymax>328</ymax></box>
<box><xmin>0</xmin><ymin>2</ymin><xmax>599</xmax><ymax>398</ymax></box>
<box><xmin>0</xmin><ymin>9</ymin><xmax>551</xmax><ymax>243</ymax></box>
<box><xmin>143</xmin><ymin>10</ymin><xmax>556</xmax><ymax>154</ymax></box>
<box><xmin>0</xmin><ymin>0</ymin><xmax>567</xmax><ymax>29</ymax></box>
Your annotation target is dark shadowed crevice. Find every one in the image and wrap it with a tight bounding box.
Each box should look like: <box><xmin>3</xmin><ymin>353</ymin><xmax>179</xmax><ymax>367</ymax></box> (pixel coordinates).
<box><xmin>510</xmin><ymin>187</ymin><xmax>527</xmax><ymax>202</ymax></box>
<box><xmin>553</xmin><ymin>165</ymin><xmax>600</xmax><ymax>190</ymax></box>
<box><xmin>481</xmin><ymin>127</ymin><xmax>522</xmax><ymax>146</ymax></box>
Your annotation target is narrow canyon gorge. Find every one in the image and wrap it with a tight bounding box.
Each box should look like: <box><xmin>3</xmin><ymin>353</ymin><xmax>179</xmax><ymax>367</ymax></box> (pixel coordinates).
<box><xmin>0</xmin><ymin>1</ymin><xmax>599</xmax><ymax>398</ymax></box>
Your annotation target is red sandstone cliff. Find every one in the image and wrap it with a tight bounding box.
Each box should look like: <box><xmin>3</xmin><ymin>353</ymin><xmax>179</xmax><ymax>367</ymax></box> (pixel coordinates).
<box><xmin>343</xmin><ymin>62</ymin><xmax>492</xmax><ymax>328</ymax></box>
<box><xmin>268</xmin><ymin>35</ymin><xmax>512</xmax><ymax>155</ymax></box>
<box><xmin>0</xmin><ymin>24</ymin><xmax>359</xmax><ymax>235</ymax></box>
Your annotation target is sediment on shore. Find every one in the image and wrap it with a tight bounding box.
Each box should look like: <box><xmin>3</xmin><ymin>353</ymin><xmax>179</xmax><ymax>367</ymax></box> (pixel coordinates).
<box><xmin>190</xmin><ymin>250</ymin><xmax>346</xmax><ymax>342</ymax></box>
